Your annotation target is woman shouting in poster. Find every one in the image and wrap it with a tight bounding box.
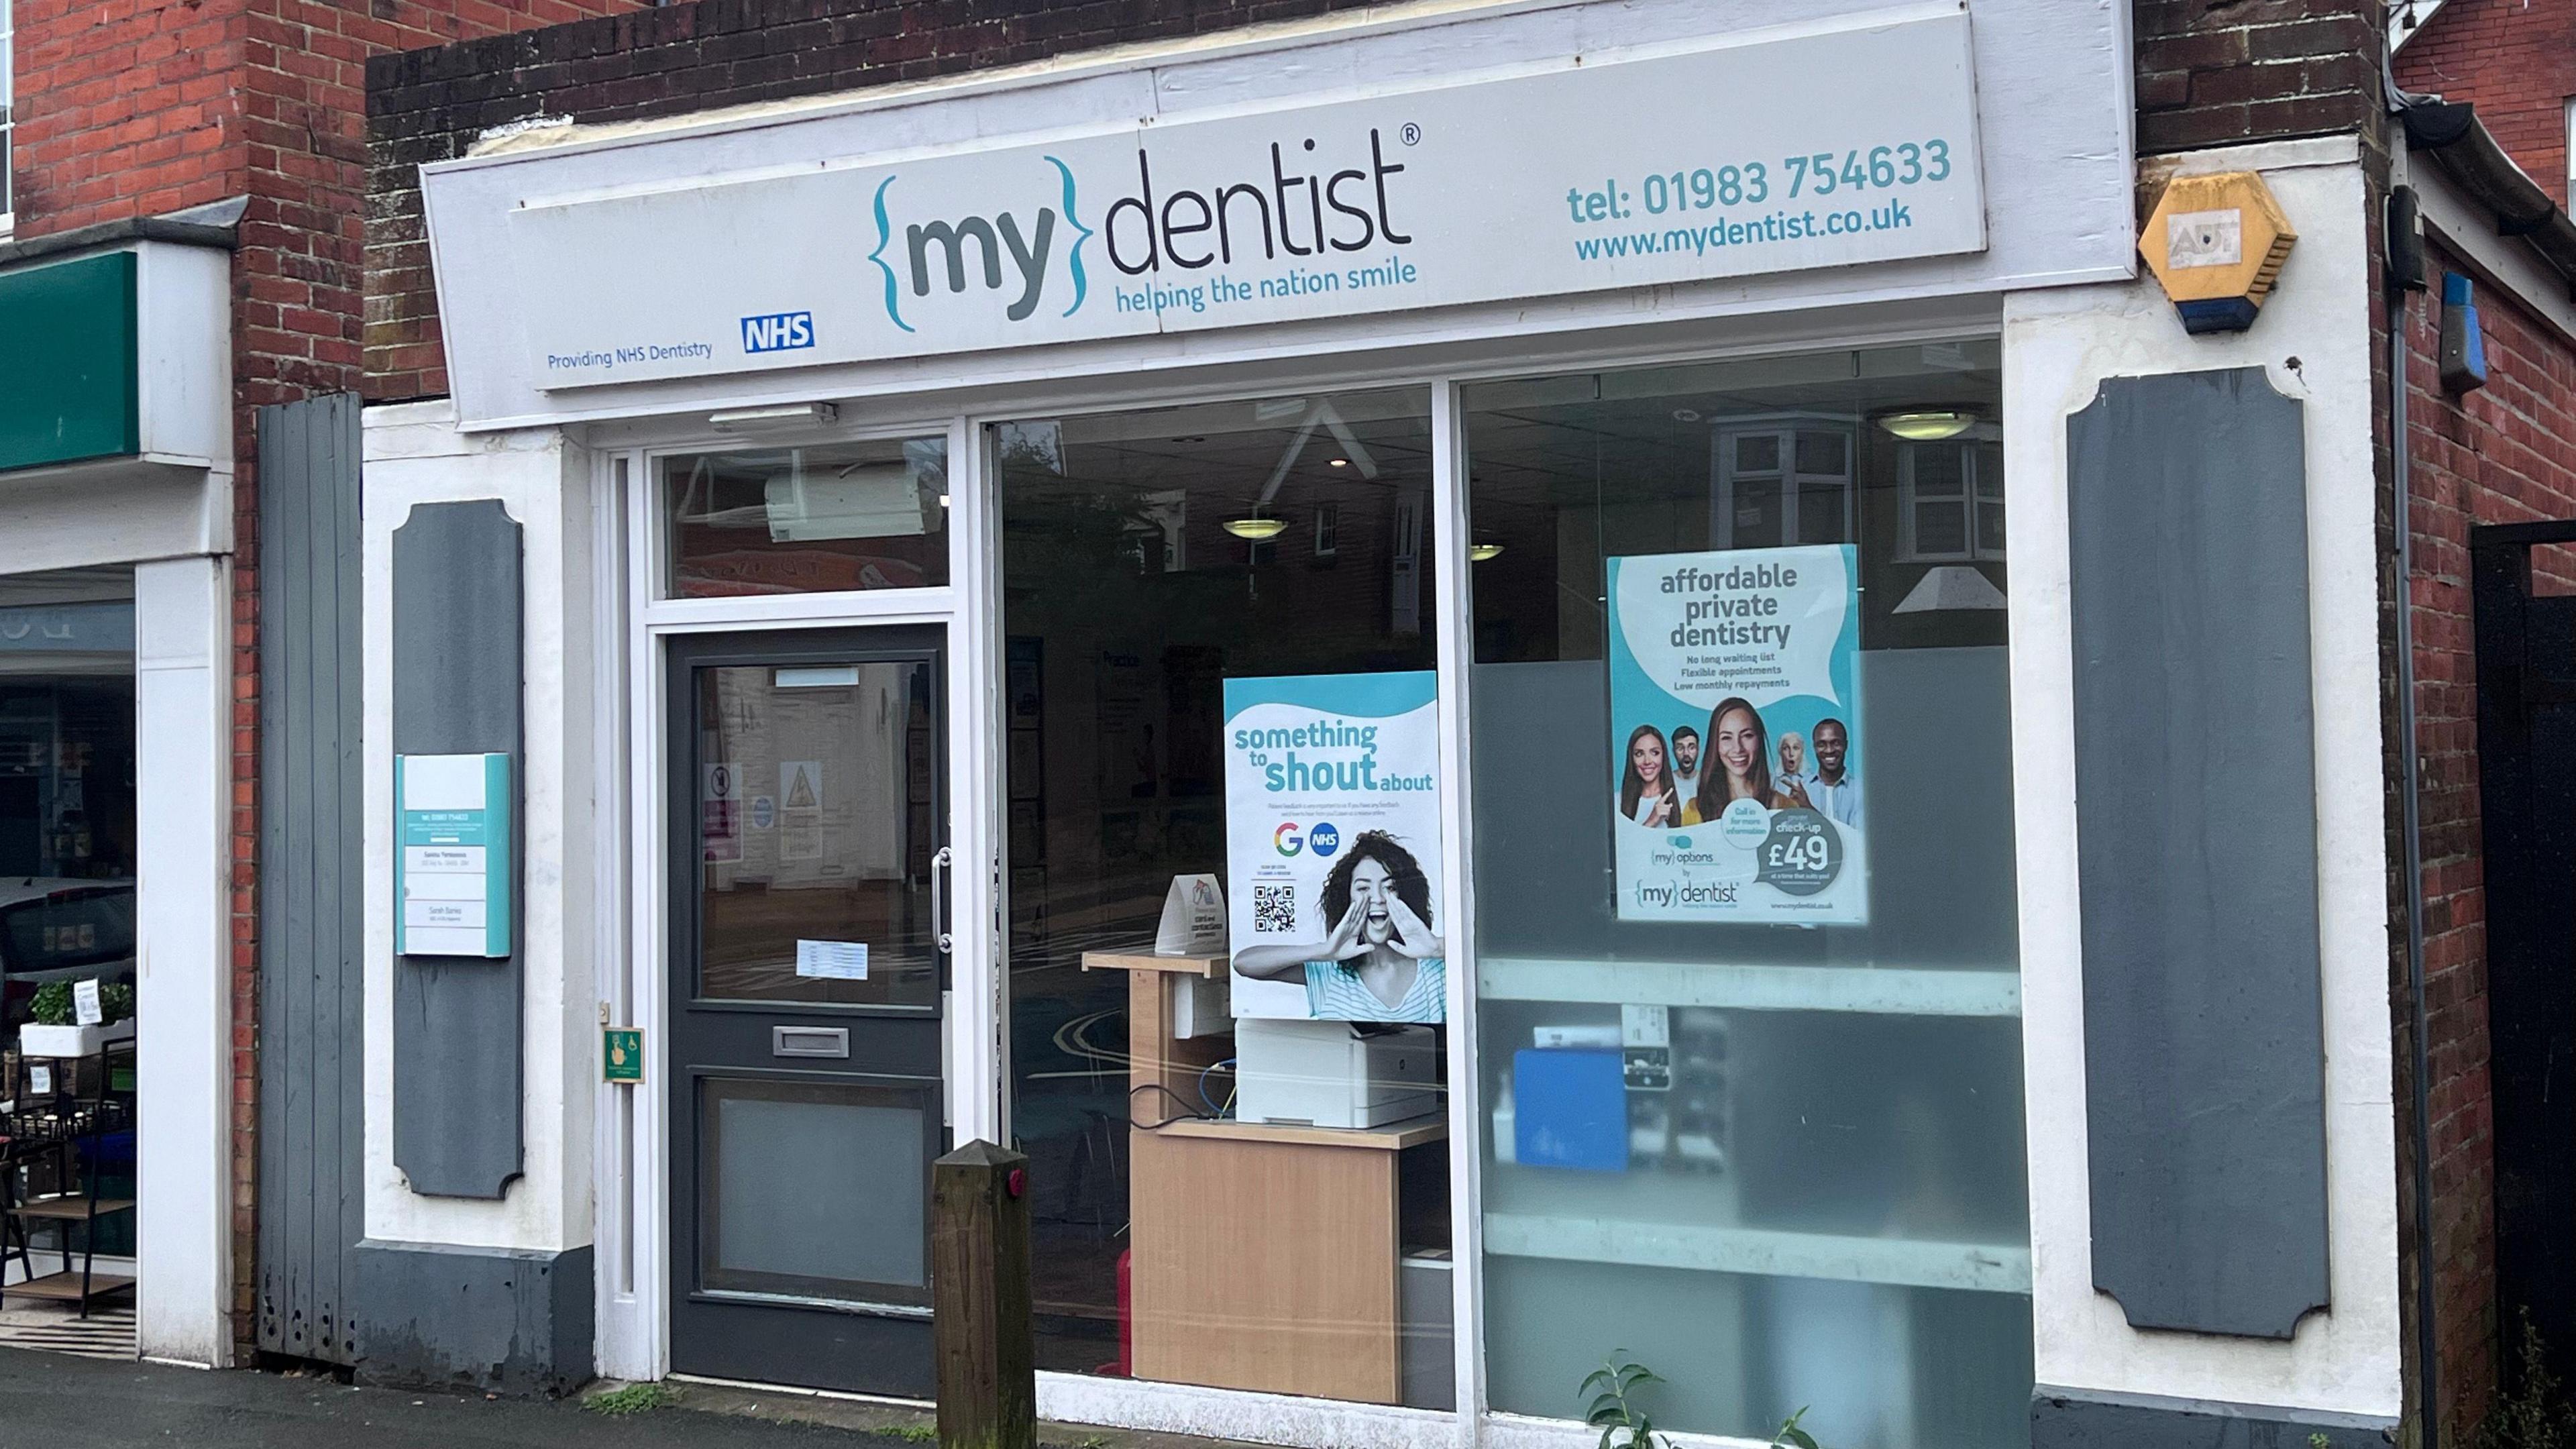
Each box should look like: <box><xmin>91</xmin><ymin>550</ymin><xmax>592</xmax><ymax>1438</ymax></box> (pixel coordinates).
<box><xmin>1232</xmin><ymin>831</ymin><xmax>1446</xmax><ymax>1022</ymax></box>
<box><xmin>1619</xmin><ymin>723</ymin><xmax>1682</xmax><ymax>828</ymax></box>
<box><xmin>1681</xmin><ymin>696</ymin><xmax>1813</xmax><ymax>824</ymax></box>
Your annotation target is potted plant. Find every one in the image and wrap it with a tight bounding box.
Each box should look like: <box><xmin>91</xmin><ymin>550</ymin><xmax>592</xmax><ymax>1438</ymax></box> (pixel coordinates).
<box><xmin>1579</xmin><ymin>1353</ymin><xmax>1824</xmax><ymax>1449</ymax></box>
<box><xmin>20</xmin><ymin>979</ymin><xmax>137</xmax><ymax>1059</ymax></box>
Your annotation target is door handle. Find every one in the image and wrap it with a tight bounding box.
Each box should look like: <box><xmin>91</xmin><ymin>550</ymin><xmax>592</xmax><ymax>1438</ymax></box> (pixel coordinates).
<box><xmin>930</xmin><ymin>845</ymin><xmax>954</xmax><ymax>955</ymax></box>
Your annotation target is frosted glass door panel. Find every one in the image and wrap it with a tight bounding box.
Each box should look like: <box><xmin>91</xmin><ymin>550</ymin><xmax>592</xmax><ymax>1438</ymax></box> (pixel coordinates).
<box><xmin>700</xmin><ymin>1078</ymin><xmax>930</xmax><ymax>1305</ymax></box>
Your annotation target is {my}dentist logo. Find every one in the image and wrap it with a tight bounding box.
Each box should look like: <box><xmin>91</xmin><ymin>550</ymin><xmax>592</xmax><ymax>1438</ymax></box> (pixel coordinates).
<box><xmin>868</xmin><ymin>156</ymin><xmax>1095</xmax><ymax>334</ymax></box>
<box><xmin>861</xmin><ymin>129</ymin><xmax>1417</xmax><ymax>335</ymax></box>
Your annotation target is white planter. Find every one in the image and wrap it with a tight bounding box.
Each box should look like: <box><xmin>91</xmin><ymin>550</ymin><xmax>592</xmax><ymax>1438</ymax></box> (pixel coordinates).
<box><xmin>18</xmin><ymin>1020</ymin><xmax>136</xmax><ymax>1060</ymax></box>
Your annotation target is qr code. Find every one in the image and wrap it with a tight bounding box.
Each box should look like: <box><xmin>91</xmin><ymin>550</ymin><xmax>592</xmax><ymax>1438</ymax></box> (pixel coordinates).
<box><xmin>1252</xmin><ymin>883</ymin><xmax>1297</xmax><ymax>934</ymax></box>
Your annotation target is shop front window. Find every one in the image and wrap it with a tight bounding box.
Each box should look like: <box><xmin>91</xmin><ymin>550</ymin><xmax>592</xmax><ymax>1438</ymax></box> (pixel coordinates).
<box><xmin>659</xmin><ymin>436</ymin><xmax>949</xmax><ymax>598</ymax></box>
<box><xmin>1464</xmin><ymin>342</ymin><xmax>2027</xmax><ymax>1446</ymax></box>
<box><xmin>998</xmin><ymin>389</ymin><xmax>1457</xmax><ymax>1406</ymax></box>
<box><xmin>0</xmin><ymin>568</ymin><xmax>138</xmax><ymax>1259</ymax></box>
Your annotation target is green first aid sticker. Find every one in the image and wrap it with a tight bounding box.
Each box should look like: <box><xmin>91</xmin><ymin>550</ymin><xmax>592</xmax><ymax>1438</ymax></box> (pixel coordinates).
<box><xmin>602</xmin><ymin>1028</ymin><xmax>644</xmax><ymax>1084</ymax></box>
<box><xmin>395</xmin><ymin>753</ymin><xmax>512</xmax><ymax>959</ymax></box>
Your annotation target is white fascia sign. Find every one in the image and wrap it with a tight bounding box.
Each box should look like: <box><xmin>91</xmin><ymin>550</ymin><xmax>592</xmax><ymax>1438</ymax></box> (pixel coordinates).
<box><xmin>497</xmin><ymin>3</ymin><xmax>1988</xmax><ymax>390</ymax></box>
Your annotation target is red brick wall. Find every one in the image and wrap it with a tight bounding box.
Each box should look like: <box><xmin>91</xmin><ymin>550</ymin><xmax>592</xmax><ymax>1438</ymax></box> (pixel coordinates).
<box><xmin>2397</xmin><ymin>245</ymin><xmax>2576</xmax><ymax>1446</ymax></box>
<box><xmin>7</xmin><ymin>0</ymin><xmax>644</xmax><ymax>1361</ymax></box>
<box><xmin>2132</xmin><ymin>0</ymin><xmax>2387</xmax><ymax>156</ymax></box>
<box><xmin>364</xmin><ymin>0</ymin><xmax>1388</xmax><ymax>402</ymax></box>
<box><xmin>2394</xmin><ymin>0</ymin><xmax>2576</xmax><ymax>208</ymax></box>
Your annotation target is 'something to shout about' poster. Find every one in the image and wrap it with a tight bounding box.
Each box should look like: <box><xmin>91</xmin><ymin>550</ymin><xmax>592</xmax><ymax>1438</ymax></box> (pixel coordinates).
<box><xmin>1607</xmin><ymin>545</ymin><xmax>1867</xmax><ymax>924</ymax></box>
<box><xmin>1222</xmin><ymin>671</ymin><xmax>1445</xmax><ymax>1024</ymax></box>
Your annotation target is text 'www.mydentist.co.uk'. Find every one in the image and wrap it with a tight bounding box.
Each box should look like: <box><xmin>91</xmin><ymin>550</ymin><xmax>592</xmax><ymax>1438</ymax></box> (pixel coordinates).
<box><xmin>1573</xmin><ymin>199</ymin><xmax>1917</xmax><ymax>262</ymax></box>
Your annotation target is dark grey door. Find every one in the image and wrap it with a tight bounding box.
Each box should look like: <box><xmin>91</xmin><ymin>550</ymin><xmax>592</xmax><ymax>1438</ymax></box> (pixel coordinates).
<box><xmin>667</xmin><ymin>629</ymin><xmax>949</xmax><ymax>1395</ymax></box>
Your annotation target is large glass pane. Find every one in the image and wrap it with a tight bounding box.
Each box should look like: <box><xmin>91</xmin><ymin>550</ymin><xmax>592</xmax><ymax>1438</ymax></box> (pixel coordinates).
<box><xmin>1914</xmin><ymin>499</ymin><xmax>1969</xmax><ymax>559</ymax></box>
<box><xmin>0</xmin><ymin>567</ymin><xmax>139</xmax><ymax>1256</ymax></box>
<box><xmin>1464</xmin><ymin>341</ymin><xmax>2026</xmax><ymax>1448</ymax></box>
<box><xmin>1796</xmin><ymin>429</ymin><xmax>1849</xmax><ymax>478</ymax></box>
<box><xmin>1798</xmin><ymin>480</ymin><xmax>1851</xmax><ymax>545</ymax></box>
<box><xmin>699</xmin><ymin>1077</ymin><xmax>930</xmax><ymax>1303</ymax></box>
<box><xmin>999</xmin><ymin>389</ymin><xmax>1453</xmax><ymax>1404</ymax></box>
<box><xmin>692</xmin><ymin>658</ymin><xmax>938</xmax><ymax>1009</ymax></box>
<box><xmin>661</xmin><ymin>436</ymin><xmax>948</xmax><ymax>598</ymax></box>
<box><xmin>1729</xmin><ymin>475</ymin><xmax>1785</xmax><ymax>548</ymax></box>
<box><xmin>1976</xmin><ymin>442</ymin><xmax>2008</xmax><ymax>557</ymax></box>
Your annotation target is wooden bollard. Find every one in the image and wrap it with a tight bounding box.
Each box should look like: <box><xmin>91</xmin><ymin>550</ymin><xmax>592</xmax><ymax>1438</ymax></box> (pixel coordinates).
<box><xmin>932</xmin><ymin>1140</ymin><xmax>1035</xmax><ymax>1449</ymax></box>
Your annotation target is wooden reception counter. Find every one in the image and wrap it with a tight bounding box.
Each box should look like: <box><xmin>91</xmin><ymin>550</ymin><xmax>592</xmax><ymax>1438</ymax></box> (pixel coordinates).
<box><xmin>1081</xmin><ymin>951</ymin><xmax>1446</xmax><ymax>1405</ymax></box>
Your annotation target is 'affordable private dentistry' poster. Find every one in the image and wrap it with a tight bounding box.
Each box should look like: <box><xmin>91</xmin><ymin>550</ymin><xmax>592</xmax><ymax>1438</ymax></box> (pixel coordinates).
<box><xmin>1607</xmin><ymin>546</ymin><xmax>1867</xmax><ymax>924</ymax></box>
<box><xmin>1223</xmin><ymin>672</ymin><xmax>1446</xmax><ymax>1023</ymax></box>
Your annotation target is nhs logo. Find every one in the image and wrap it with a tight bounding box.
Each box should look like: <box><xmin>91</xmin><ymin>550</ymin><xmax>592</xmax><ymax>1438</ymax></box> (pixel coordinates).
<box><xmin>741</xmin><ymin>311</ymin><xmax>814</xmax><ymax>354</ymax></box>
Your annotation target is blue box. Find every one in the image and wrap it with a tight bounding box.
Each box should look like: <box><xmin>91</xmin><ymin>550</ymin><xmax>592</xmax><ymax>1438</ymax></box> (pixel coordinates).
<box><xmin>1513</xmin><ymin>1049</ymin><xmax>1629</xmax><ymax>1172</ymax></box>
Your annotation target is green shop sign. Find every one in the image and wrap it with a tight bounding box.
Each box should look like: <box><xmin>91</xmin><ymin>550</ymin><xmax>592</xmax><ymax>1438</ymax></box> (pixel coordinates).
<box><xmin>0</xmin><ymin>251</ymin><xmax>142</xmax><ymax>474</ymax></box>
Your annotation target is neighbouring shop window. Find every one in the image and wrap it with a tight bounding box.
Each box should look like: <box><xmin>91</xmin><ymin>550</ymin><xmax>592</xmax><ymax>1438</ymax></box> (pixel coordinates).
<box><xmin>1896</xmin><ymin>435</ymin><xmax>2004</xmax><ymax>563</ymax></box>
<box><xmin>1463</xmin><ymin>341</ymin><xmax>2027</xmax><ymax>1447</ymax></box>
<box><xmin>0</xmin><ymin>568</ymin><xmax>139</xmax><ymax>1258</ymax></box>
<box><xmin>998</xmin><ymin>390</ymin><xmax>1455</xmax><ymax>1405</ymax></box>
<box><xmin>659</xmin><ymin>436</ymin><xmax>949</xmax><ymax>598</ymax></box>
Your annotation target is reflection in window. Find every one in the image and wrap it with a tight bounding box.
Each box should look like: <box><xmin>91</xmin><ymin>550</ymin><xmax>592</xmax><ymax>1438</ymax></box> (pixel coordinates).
<box><xmin>1899</xmin><ymin>437</ymin><xmax>2005</xmax><ymax>563</ymax></box>
<box><xmin>690</xmin><ymin>659</ymin><xmax>938</xmax><ymax>1010</ymax></box>
<box><xmin>1464</xmin><ymin>342</ymin><xmax>2027</xmax><ymax>1448</ymax></box>
<box><xmin>661</xmin><ymin>437</ymin><xmax>949</xmax><ymax>598</ymax></box>
<box><xmin>997</xmin><ymin>389</ymin><xmax>1448</xmax><ymax>1399</ymax></box>
<box><xmin>1715</xmin><ymin>420</ymin><xmax>1856</xmax><ymax>549</ymax></box>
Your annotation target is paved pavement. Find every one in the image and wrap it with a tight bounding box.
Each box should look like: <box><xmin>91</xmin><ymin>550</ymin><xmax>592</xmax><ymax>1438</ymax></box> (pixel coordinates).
<box><xmin>0</xmin><ymin>1347</ymin><xmax>1236</xmax><ymax>1449</ymax></box>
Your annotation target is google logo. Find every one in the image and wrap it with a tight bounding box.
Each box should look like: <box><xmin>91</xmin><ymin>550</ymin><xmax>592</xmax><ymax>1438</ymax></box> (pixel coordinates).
<box><xmin>1274</xmin><ymin>822</ymin><xmax>1304</xmax><ymax>856</ymax></box>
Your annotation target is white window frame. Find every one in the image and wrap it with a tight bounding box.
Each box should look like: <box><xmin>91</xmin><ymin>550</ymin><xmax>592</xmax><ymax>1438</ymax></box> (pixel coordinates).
<box><xmin>1896</xmin><ymin>426</ymin><xmax>2006</xmax><ymax>562</ymax></box>
<box><xmin>584</xmin><ymin>309</ymin><xmax>2022</xmax><ymax>1449</ymax></box>
<box><xmin>1711</xmin><ymin>413</ymin><xmax>1859</xmax><ymax>549</ymax></box>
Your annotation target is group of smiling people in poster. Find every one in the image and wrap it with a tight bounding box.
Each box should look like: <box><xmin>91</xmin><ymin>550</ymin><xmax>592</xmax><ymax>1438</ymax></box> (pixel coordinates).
<box><xmin>1618</xmin><ymin>704</ymin><xmax>1863</xmax><ymax>833</ymax></box>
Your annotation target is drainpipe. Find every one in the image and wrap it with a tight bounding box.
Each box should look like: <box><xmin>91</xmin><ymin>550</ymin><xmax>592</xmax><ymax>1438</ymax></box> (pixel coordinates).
<box><xmin>2385</xmin><ymin>178</ymin><xmax>2441</xmax><ymax>1449</ymax></box>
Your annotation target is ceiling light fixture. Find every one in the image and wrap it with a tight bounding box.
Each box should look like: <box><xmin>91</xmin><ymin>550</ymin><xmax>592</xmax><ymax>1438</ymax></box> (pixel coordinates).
<box><xmin>1222</xmin><ymin>514</ymin><xmax>1290</xmax><ymax>541</ymax></box>
<box><xmin>1874</xmin><ymin>409</ymin><xmax>1978</xmax><ymax>441</ymax></box>
<box><xmin>1328</xmin><ymin>457</ymin><xmax>1350</xmax><ymax>468</ymax></box>
<box><xmin>1468</xmin><ymin>541</ymin><xmax>1506</xmax><ymax>562</ymax></box>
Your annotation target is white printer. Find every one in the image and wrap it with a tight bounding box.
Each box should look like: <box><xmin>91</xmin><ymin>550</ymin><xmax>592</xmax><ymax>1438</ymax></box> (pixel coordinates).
<box><xmin>1235</xmin><ymin>1018</ymin><xmax>1442</xmax><ymax>1128</ymax></box>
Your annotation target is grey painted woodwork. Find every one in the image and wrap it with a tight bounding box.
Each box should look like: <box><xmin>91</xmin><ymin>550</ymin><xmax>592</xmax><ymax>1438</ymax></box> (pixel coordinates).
<box><xmin>352</xmin><ymin>1241</ymin><xmax>593</xmax><ymax>1396</ymax></box>
<box><xmin>2066</xmin><ymin>368</ymin><xmax>2330</xmax><ymax>1339</ymax></box>
<box><xmin>389</xmin><ymin>500</ymin><xmax>525</xmax><ymax>1199</ymax></box>
<box><xmin>255</xmin><ymin>393</ymin><xmax>368</xmax><ymax>1365</ymax></box>
<box><xmin>2033</xmin><ymin>1387</ymin><xmax>2398</xmax><ymax>1449</ymax></box>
